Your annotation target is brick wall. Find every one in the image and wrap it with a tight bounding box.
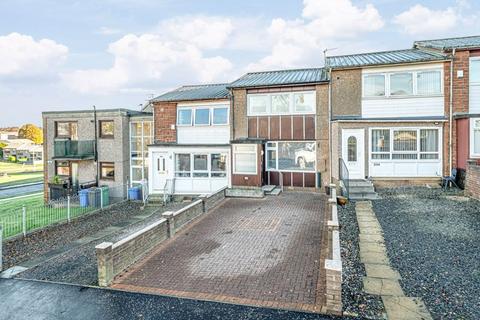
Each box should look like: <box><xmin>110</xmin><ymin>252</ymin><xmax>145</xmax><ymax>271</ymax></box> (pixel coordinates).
<box><xmin>153</xmin><ymin>102</ymin><xmax>177</xmax><ymax>143</ymax></box>
<box><xmin>465</xmin><ymin>160</ymin><xmax>480</xmax><ymax>200</ymax></box>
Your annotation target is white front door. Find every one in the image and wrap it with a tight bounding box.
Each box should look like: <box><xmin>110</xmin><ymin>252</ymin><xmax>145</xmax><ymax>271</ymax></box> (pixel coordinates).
<box><xmin>152</xmin><ymin>152</ymin><xmax>169</xmax><ymax>191</ymax></box>
<box><xmin>342</xmin><ymin>129</ymin><xmax>365</xmax><ymax>179</ymax></box>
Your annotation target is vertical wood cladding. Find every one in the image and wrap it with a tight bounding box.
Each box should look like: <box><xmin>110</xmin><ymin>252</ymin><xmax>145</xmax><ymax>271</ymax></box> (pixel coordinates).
<box><xmin>231</xmin><ymin>144</ymin><xmax>263</xmax><ymax>187</ymax></box>
<box><xmin>267</xmin><ymin>171</ymin><xmax>316</xmax><ymax>187</ymax></box>
<box><xmin>247</xmin><ymin>115</ymin><xmax>316</xmax><ymax>140</ymax></box>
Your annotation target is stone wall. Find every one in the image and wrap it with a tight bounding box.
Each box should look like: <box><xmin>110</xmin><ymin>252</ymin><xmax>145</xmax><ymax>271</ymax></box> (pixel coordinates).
<box><xmin>96</xmin><ymin>187</ymin><xmax>227</xmax><ymax>287</ymax></box>
<box><xmin>465</xmin><ymin>160</ymin><xmax>480</xmax><ymax>200</ymax></box>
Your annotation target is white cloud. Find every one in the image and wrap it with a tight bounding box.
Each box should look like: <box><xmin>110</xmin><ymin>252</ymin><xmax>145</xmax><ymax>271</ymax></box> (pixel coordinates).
<box><xmin>157</xmin><ymin>15</ymin><xmax>233</xmax><ymax>50</ymax></box>
<box><xmin>394</xmin><ymin>4</ymin><xmax>458</xmax><ymax>36</ymax></box>
<box><xmin>62</xmin><ymin>33</ymin><xmax>232</xmax><ymax>94</ymax></box>
<box><xmin>248</xmin><ymin>0</ymin><xmax>384</xmax><ymax>71</ymax></box>
<box><xmin>0</xmin><ymin>32</ymin><xmax>68</xmax><ymax>77</ymax></box>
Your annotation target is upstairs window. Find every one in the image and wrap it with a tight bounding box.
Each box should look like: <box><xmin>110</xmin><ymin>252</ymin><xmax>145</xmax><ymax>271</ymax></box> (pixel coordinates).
<box><xmin>471</xmin><ymin>59</ymin><xmax>480</xmax><ymax>84</ymax></box>
<box><xmin>417</xmin><ymin>71</ymin><xmax>442</xmax><ymax>95</ymax></box>
<box><xmin>390</xmin><ymin>73</ymin><xmax>413</xmax><ymax>96</ymax></box>
<box><xmin>248</xmin><ymin>91</ymin><xmax>316</xmax><ymax>116</ymax></box>
<box><xmin>177</xmin><ymin>109</ymin><xmax>192</xmax><ymax>125</ymax></box>
<box><xmin>55</xmin><ymin>121</ymin><xmax>78</xmax><ymax>139</ymax></box>
<box><xmin>99</xmin><ymin>120</ymin><xmax>114</xmax><ymax>138</ymax></box>
<box><xmin>212</xmin><ymin>107</ymin><xmax>228</xmax><ymax>125</ymax></box>
<box><xmin>294</xmin><ymin>92</ymin><xmax>315</xmax><ymax>113</ymax></box>
<box><xmin>249</xmin><ymin>95</ymin><xmax>268</xmax><ymax>115</ymax></box>
<box><xmin>364</xmin><ymin>74</ymin><xmax>385</xmax><ymax>97</ymax></box>
<box><xmin>194</xmin><ymin>108</ymin><xmax>210</xmax><ymax>125</ymax></box>
<box><xmin>271</xmin><ymin>94</ymin><xmax>290</xmax><ymax>113</ymax></box>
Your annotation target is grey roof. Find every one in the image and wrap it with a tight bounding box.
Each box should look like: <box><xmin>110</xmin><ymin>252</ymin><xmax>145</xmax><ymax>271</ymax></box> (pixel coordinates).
<box><xmin>414</xmin><ymin>35</ymin><xmax>480</xmax><ymax>50</ymax></box>
<box><xmin>326</xmin><ymin>49</ymin><xmax>446</xmax><ymax>69</ymax></box>
<box><xmin>228</xmin><ymin>68</ymin><xmax>328</xmax><ymax>88</ymax></box>
<box><xmin>152</xmin><ymin>83</ymin><xmax>230</xmax><ymax>102</ymax></box>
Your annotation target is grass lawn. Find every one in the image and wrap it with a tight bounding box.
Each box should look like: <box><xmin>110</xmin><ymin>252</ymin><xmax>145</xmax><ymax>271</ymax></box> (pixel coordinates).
<box><xmin>0</xmin><ymin>171</ymin><xmax>43</xmax><ymax>187</ymax></box>
<box><xmin>0</xmin><ymin>193</ymin><xmax>96</xmax><ymax>239</ymax></box>
<box><xmin>0</xmin><ymin>161</ymin><xmax>43</xmax><ymax>174</ymax></box>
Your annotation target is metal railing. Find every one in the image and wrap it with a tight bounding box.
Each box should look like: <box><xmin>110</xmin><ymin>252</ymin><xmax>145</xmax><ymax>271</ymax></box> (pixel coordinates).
<box><xmin>0</xmin><ymin>184</ymin><xmax>129</xmax><ymax>241</ymax></box>
<box><xmin>54</xmin><ymin>140</ymin><xmax>95</xmax><ymax>159</ymax></box>
<box><xmin>339</xmin><ymin>158</ymin><xmax>349</xmax><ymax>199</ymax></box>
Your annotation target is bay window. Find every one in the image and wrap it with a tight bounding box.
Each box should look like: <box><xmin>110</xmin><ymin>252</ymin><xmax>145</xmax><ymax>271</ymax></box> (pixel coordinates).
<box><xmin>265</xmin><ymin>141</ymin><xmax>316</xmax><ymax>172</ymax></box>
<box><xmin>370</xmin><ymin>128</ymin><xmax>440</xmax><ymax>161</ymax></box>
<box><xmin>233</xmin><ymin>145</ymin><xmax>257</xmax><ymax>174</ymax></box>
<box><xmin>248</xmin><ymin>91</ymin><xmax>315</xmax><ymax>116</ymax></box>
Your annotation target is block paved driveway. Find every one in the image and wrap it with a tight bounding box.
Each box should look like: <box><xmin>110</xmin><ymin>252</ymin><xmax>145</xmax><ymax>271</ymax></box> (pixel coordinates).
<box><xmin>113</xmin><ymin>192</ymin><xmax>329</xmax><ymax>313</ymax></box>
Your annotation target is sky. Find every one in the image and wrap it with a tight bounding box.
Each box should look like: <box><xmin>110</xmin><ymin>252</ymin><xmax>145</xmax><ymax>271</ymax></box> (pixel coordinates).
<box><xmin>0</xmin><ymin>0</ymin><xmax>479</xmax><ymax>126</ymax></box>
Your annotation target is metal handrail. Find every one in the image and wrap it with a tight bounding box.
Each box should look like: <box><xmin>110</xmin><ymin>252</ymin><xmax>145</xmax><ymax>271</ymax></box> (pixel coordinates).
<box><xmin>339</xmin><ymin>158</ymin><xmax>349</xmax><ymax>199</ymax></box>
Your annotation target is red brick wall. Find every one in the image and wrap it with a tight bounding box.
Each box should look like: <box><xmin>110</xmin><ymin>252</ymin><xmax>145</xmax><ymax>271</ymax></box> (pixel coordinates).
<box><xmin>465</xmin><ymin>161</ymin><xmax>480</xmax><ymax>200</ymax></box>
<box><xmin>153</xmin><ymin>102</ymin><xmax>177</xmax><ymax>143</ymax></box>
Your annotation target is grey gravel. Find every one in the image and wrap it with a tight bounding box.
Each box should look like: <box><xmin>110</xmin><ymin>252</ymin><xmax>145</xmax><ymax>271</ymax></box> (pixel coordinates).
<box><xmin>15</xmin><ymin>201</ymin><xmax>186</xmax><ymax>285</ymax></box>
<box><xmin>373</xmin><ymin>187</ymin><xmax>480</xmax><ymax>319</ymax></box>
<box><xmin>338</xmin><ymin>202</ymin><xmax>385</xmax><ymax>319</ymax></box>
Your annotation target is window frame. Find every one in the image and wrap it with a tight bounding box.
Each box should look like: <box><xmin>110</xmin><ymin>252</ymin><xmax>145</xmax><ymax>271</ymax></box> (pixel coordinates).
<box><xmin>233</xmin><ymin>144</ymin><xmax>258</xmax><ymax>175</ymax></box>
<box><xmin>210</xmin><ymin>153</ymin><xmax>227</xmax><ymax>178</ymax></box>
<box><xmin>176</xmin><ymin>108</ymin><xmax>193</xmax><ymax>126</ymax></box>
<box><xmin>389</xmin><ymin>72</ymin><xmax>414</xmax><ymax>97</ymax></box>
<box><xmin>194</xmin><ymin>108</ymin><xmax>211</xmax><ymax>126</ymax></box>
<box><xmin>470</xmin><ymin>57</ymin><xmax>480</xmax><ymax>85</ymax></box>
<box><xmin>174</xmin><ymin>153</ymin><xmax>192</xmax><ymax>178</ymax></box>
<box><xmin>192</xmin><ymin>153</ymin><xmax>209</xmax><ymax>177</ymax></box>
<box><xmin>470</xmin><ymin>118</ymin><xmax>480</xmax><ymax>158</ymax></box>
<box><xmin>265</xmin><ymin>141</ymin><xmax>316</xmax><ymax>173</ymax></box>
<box><xmin>369</xmin><ymin>127</ymin><xmax>441</xmax><ymax>162</ymax></box>
<box><xmin>247</xmin><ymin>91</ymin><xmax>316</xmax><ymax>116</ymax></box>
<box><xmin>176</xmin><ymin>105</ymin><xmax>229</xmax><ymax>126</ymax></box>
<box><xmin>363</xmin><ymin>74</ymin><xmax>386</xmax><ymax>97</ymax></box>
<box><xmin>174</xmin><ymin>152</ymin><xmax>229</xmax><ymax>178</ymax></box>
<box><xmin>55</xmin><ymin>121</ymin><xmax>77</xmax><ymax>139</ymax></box>
<box><xmin>55</xmin><ymin>160</ymin><xmax>71</xmax><ymax>177</ymax></box>
<box><xmin>362</xmin><ymin>68</ymin><xmax>443</xmax><ymax>99</ymax></box>
<box><xmin>100</xmin><ymin>162</ymin><xmax>115</xmax><ymax>181</ymax></box>
<box><xmin>99</xmin><ymin>120</ymin><xmax>115</xmax><ymax>139</ymax></box>
<box><xmin>212</xmin><ymin>107</ymin><xmax>229</xmax><ymax>125</ymax></box>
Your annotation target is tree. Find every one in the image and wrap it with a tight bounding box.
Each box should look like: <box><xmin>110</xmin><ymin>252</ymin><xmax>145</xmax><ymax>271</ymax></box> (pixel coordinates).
<box><xmin>18</xmin><ymin>124</ymin><xmax>43</xmax><ymax>144</ymax></box>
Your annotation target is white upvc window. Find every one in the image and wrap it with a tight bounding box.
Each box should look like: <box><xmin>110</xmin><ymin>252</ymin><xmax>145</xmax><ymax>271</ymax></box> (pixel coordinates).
<box><xmin>247</xmin><ymin>91</ymin><xmax>315</xmax><ymax>116</ymax></box>
<box><xmin>363</xmin><ymin>69</ymin><xmax>442</xmax><ymax>98</ymax></box>
<box><xmin>176</xmin><ymin>105</ymin><xmax>229</xmax><ymax>126</ymax></box>
<box><xmin>233</xmin><ymin>144</ymin><xmax>257</xmax><ymax>174</ymax></box>
<box><xmin>174</xmin><ymin>153</ymin><xmax>228</xmax><ymax>178</ymax></box>
<box><xmin>265</xmin><ymin>141</ymin><xmax>316</xmax><ymax>172</ymax></box>
<box><xmin>370</xmin><ymin>128</ymin><xmax>440</xmax><ymax>161</ymax></box>
<box><xmin>471</xmin><ymin>118</ymin><xmax>480</xmax><ymax>157</ymax></box>
<box><xmin>470</xmin><ymin>58</ymin><xmax>480</xmax><ymax>84</ymax></box>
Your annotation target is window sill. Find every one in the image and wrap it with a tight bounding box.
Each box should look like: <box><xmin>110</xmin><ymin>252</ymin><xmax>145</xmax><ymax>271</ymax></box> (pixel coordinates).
<box><xmin>362</xmin><ymin>94</ymin><xmax>443</xmax><ymax>100</ymax></box>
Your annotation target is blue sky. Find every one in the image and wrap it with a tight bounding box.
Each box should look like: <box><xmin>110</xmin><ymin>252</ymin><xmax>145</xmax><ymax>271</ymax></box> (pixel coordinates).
<box><xmin>0</xmin><ymin>0</ymin><xmax>479</xmax><ymax>126</ymax></box>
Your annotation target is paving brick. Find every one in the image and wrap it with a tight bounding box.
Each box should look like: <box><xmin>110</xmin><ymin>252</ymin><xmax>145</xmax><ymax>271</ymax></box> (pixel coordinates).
<box><xmin>112</xmin><ymin>192</ymin><xmax>328</xmax><ymax>312</ymax></box>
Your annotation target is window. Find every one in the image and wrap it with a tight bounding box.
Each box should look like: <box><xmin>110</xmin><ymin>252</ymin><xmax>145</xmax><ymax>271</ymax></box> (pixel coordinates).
<box><xmin>177</xmin><ymin>109</ymin><xmax>192</xmax><ymax>125</ymax></box>
<box><xmin>100</xmin><ymin>162</ymin><xmax>115</xmax><ymax>180</ymax></box>
<box><xmin>390</xmin><ymin>73</ymin><xmax>413</xmax><ymax>96</ymax></box>
<box><xmin>417</xmin><ymin>71</ymin><xmax>441</xmax><ymax>95</ymax></box>
<box><xmin>371</xmin><ymin>129</ymin><xmax>390</xmax><ymax>159</ymax></box>
<box><xmin>175</xmin><ymin>154</ymin><xmax>191</xmax><ymax>177</ymax></box>
<box><xmin>233</xmin><ymin>145</ymin><xmax>257</xmax><ymax>174</ymax></box>
<box><xmin>55</xmin><ymin>121</ymin><xmax>78</xmax><ymax>139</ymax></box>
<box><xmin>471</xmin><ymin>59</ymin><xmax>480</xmax><ymax>84</ymax></box>
<box><xmin>347</xmin><ymin>137</ymin><xmax>357</xmax><ymax>162</ymax></box>
<box><xmin>420</xmin><ymin>129</ymin><xmax>439</xmax><ymax>159</ymax></box>
<box><xmin>212</xmin><ymin>108</ymin><xmax>228</xmax><ymax>125</ymax></box>
<box><xmin>265</xmin><ymin>141</ymin><xmax>315</xmax><ymax>172</ymax></box>
<box><xmin>248</xmin><ymin>91</ymin><xmax>316</xmax><ymax>115</ymax></box>
<box><xmin>363</xmin><ymin>69</ymin><xmax>442</xmax><ymax>98</ymax></box>
<box><xmin>55</xmin><ymin>161</ymin><xmax>70</xmax><ymax>176</ymax></box>
<box><xmin>471</xmin><ymin>119</ymin><xmax>480</xmax><ymax>157</ymax></box>
<box><xmin>294</xmin><ymin>92</ymin><xmax>315</xmax><ymax>112</ymax></box>
<box><xmin>364</xmin><ymin>74</ymin><xmax>385</xmax><ymax>97</ymax></box>
<box><xmin>193</xmin><ymin>154</ymin><xmax>208</xmax><ymax>177</ymax></box>
<box><xmin>99</xmin><ymin>120</ymin><xmax>114</xmax><ymax>138</ymax></box>
<box><xmin>194</xmin><ymin>108</ymin><xmax>210</xmax><ymax>125</ymax></box>
<box><xmin>271</xmin><ymin>94</ymin><xmax>290</xmax><ymax>113</ymax></box>
<box><xmin>211</xmin><ymin>154</ymin><xmax>227</xmax><ymax>177</ymax></box>
<box><xmin>249</xmin><ymin>95</ymin><xmax>268</xmax><ymax>115</ymax></box>
<box><xmin>371</xmin><ymin>128</ymin><xmax>440</xmax><ymax>161</ymax></box>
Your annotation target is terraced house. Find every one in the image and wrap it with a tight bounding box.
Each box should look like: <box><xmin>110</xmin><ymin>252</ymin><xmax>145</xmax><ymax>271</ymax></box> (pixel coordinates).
<box><xmin>327</xmin><ymin>47</ymin><xmax>451</xmax><ymax>197</ymax></box>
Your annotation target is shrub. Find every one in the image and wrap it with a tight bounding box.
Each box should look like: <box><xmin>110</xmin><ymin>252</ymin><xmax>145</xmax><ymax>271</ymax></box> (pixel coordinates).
<box><xmin>8</xmin><ymin>155</ymin><xmax>16</xmax><ymax>162</ymax></box>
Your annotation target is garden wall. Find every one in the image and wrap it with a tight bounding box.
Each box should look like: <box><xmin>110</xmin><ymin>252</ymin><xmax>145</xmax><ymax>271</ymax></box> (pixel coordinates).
<box><xmin>465</xmin><ymin>160</ymin><xmax>480</xmax><ymax>200</ymax></box>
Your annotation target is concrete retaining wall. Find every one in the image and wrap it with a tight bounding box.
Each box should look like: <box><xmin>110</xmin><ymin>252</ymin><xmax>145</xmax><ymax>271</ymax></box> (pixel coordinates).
<box><xmin>465</xmin><ymin>160</ymin><xmax>480</xmax><ymax>200</ymax></box>
<box><xmin>95</xmin><ymin>187</ymin><xmax>226</xmax><ymax>287</ymax></box>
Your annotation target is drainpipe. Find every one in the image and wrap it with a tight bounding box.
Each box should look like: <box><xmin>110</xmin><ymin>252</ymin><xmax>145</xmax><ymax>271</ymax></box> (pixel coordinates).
<box><xmin>328</xmin><ymin>67</ymin><xmax>333</xmax><ymax>184</ymax></box>
<box><xmin>449</xmin><ymin>49</ymin><xmax>455</xmax><ymax>175</ymax></box>
<box><xmin>93</xmin><ymin>105</ymin><xmax>99</xmax><ymax>186</ymax></box>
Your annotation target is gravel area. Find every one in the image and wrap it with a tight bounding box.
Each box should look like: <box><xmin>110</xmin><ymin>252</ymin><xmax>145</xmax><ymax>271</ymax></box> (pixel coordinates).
<box><xmin>373</xmin><ymin>187</ymin><xmax>480</xmax><ymax>319</ymax></box>
<box><xmin>3</xmin><ymin>201</ymin><xmax>144</xmax><ymax>269</ymax></box>
<box><xmin>338</xmin><ymin>202</ymin><xmax>385</xmax><ymax>319</ymax></box>
<box><xmin>15</xmin><ymin>201</ymin><xmax>186</xmax><ymax>285</ymax></box>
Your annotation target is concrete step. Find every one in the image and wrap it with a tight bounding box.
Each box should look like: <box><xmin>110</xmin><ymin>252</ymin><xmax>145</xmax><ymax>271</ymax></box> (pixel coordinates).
<box><xmin>349</xmin><ymin>180</ymin><xmax>374</xmax><ymax>187</ymax></box>
<box><xmin>350</xmin><ymin>185</ymin><xmax>375</xmax><ymax>193</ymax></box>
<box><xmin>262</xmin><ymin>185</ymin><xmax>276</xmax><ymax>193</ymax></box>
<box><xmin>226</xmin><ymin>188</ymin><xmax>264</xmax><ymax>198</ymax></box>
<box><xmin>350</xmin><ymin>192</ymin><xmax>381</xmax><ymax>200</ymax></box>
<box><xmin>266</xmin><ymin>187</ymin><xmax>282</xmax><ymax>196</ymax></box>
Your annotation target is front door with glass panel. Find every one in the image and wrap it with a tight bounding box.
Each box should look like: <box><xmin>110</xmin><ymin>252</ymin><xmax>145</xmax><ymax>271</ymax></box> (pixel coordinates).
<box><xmin>342</xmin><ymin>129</ymin><xmax>365</xmax><ymax>179</ymax></box>
<box><xmin>152</xmin><ymin>152</ymin><xmax>168</xmax><ymax>191</ymax></box>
